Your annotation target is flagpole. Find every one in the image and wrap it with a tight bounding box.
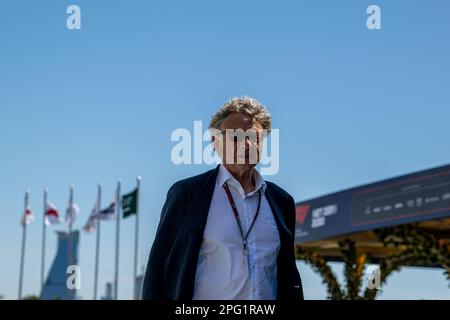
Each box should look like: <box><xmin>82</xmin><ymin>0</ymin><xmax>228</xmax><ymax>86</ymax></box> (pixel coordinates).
<box><xmin>67</xmin><ymin>185</ymin><xmax>74</xmax><ymax>300</ymax></box>
<box><xmin>93</xmin><ymin>183</ymin><xmax>102</xmax><ymax>300</ymax></box>
<box><xmin>133</xmin><ymin>177</ymin><xmax>141</xmax><ymax>299</ymax></box>
<box><xmin>40</xmin><ymin>188</ymin><xmax>48</xmax><ymax>298</ymax></box>
<box><xmin>18</xmin><ymin>190</ymin><xmax>30</xmax><ymax>300</ymax></box>
<box><xmin>114</xmin><ymin>180</ymin><xmax>121</xmax><ymax>300</ymax></box>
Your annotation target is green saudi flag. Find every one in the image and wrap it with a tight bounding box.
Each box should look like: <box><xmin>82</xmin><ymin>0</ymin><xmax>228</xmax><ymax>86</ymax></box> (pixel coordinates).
<box><xmin>122</xmin><ymin>188</ymin><xmax>138</xmax><ymax>218</ymax></box>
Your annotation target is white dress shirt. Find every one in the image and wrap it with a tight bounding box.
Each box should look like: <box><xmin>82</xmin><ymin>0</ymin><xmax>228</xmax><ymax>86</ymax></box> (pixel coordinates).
<box><xmin>192</xmin><ymin>164</ymin><xmax>280</xmax><ymax>300</ymax></box>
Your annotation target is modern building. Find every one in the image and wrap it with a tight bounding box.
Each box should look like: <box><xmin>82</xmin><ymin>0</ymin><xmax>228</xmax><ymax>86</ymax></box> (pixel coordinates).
<box><xmin>41</xmin><ymin>231</ymin><xmax>79</xmax><ymax>300</ymax></box>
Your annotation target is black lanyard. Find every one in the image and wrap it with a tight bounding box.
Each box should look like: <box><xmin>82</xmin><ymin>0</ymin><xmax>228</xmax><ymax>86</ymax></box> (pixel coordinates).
<box><xmin>223</xmin><ymin>182</ymin><xmax>262</xmax><ymax>257</ymax></box>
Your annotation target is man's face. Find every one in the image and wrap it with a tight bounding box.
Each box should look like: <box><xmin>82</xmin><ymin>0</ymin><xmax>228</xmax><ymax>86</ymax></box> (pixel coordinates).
<box><xmin>213</xmin><ymin>112</ymin><xmax>264</xmax><ymax>170</ymax></box>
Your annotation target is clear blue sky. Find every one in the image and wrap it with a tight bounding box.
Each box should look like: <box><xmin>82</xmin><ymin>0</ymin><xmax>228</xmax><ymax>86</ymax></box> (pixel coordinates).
<box><xmin>1</xmin><ymin>0</ymin><xmax>449</xmax><ymax>299</ymax></box>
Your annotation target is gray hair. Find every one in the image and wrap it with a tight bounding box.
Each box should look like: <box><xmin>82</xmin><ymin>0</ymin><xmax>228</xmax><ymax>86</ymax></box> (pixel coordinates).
<box><xmin>209</xmin><ymin>96</ymin><xmax>272</xmax><ymax>134</ymax></box>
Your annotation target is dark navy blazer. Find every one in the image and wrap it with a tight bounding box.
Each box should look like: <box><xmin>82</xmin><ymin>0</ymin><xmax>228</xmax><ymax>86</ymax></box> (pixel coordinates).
<box><xmin>142</xmin><ymin>165</ymin><xmax>304</xmax><ymax>300</ymax></box>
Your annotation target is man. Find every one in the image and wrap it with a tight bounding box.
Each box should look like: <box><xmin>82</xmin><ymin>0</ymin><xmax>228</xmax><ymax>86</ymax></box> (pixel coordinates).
<box><xmin>142</xmin><ymin>96</ymin><xmax>303</xmax><ymax>300</ymax></box>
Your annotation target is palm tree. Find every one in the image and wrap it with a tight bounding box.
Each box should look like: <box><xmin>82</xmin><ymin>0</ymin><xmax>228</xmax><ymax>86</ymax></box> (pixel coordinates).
<box><xmin>296</xmin><ymin>223</ymin><xmax>450</xmax><ymax>300</ymax></box>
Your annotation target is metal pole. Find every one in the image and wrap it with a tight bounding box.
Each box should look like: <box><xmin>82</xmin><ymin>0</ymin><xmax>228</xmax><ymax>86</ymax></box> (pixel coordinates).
<box><xmin>67</xmin><ymin>185</ymin><xmax>74</xmax><ymax>300</ymax></box>
<box><xmin>40</xmin><ymin>189</ymin><xmax>48</xmax><ymax>298</ymax></box>
<box><xmin>18</xmin><ymin>190</ymin><xmax>30</xmax><ymax>300</ymax></box>
<box><xmin>133</xmin><ymin>177</ymin><xmax>141</xmax><ymax>299</ymax></box>
<box><xmin>114</xmin><ymin>180</ymin><xmax>121</xmax><ymax>300</ymax></box>
<box><xmin>93</xmin><ymin>183</ymin><xmax>102</xmax><ymax>300</ymax></box>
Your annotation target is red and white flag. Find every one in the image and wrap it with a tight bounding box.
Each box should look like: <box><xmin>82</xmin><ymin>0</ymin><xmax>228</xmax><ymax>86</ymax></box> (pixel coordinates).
<box><xmin>21</xmin><ymin>208</ymin><xmax>34</xmax><ymax>226</ymax></box>
<box><xmin>45</xmin><ymin>202</ymin><xmax>61</xmax><ymax>225</ymax></box>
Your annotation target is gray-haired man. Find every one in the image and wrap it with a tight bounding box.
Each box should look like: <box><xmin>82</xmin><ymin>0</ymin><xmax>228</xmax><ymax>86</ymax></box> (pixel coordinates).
<box><xmin>143</xmin><ymin>96</ymin><xmax>303</xmax><ymax>300</ymax></box>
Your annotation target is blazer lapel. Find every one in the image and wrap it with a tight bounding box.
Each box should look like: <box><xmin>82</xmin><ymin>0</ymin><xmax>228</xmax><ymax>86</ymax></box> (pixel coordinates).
<box><xmin>175</xmin><ymin>166</ymin><xmax>220</xmax><ymax>299</ymax></box>
<box><xmin>186</xmin><ymin>165</ymin><xmax>220</xmax><ymax>234</ymax></box>
<box><xmin>265</xmin><ymin>184</ymin><xmax>292</xmax><ymax>238</ymax></box>
<box><xmin>265</xmin><ymin>184</ymin><xmax>295</xmax><ymax>300</ymax></box>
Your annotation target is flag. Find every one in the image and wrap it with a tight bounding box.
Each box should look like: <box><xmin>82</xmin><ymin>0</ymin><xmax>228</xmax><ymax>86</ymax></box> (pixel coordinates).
<box><xmin>83</xmin><ymin>198</ymin><xmax>116</xmax><ymax>232</ymax></box>
<box><xmin>122</xmin><ymin>188</ymin><xmax>138</xmax><ymax>219</ymax></box>
<box><xmin>45</xmin><ymin>202</ymin><xmax>61</xmax><ymax>225</ymax></box>
<box><xmin>66</xmin><ymin>203</ymin><xmax>80</xmax><ymax>227</ymax></box>
<box><xmin>97</xmin><ymin>201</ymin><xmax>116</xmax><ymax>220</ymax></box>
<box><xmin>21</xmin><ymin>208</ymin><xmax>34</xmax><ymax>226</ymax></box>
<box><xmin>82</xmin><ymin>204</ymin><xmax>98</xmax><ymax>233</ymax></box>
<box><xmin>82</xmin><ymin>216</ymin><xmax>97</xmax><ymax>233</ymax></box>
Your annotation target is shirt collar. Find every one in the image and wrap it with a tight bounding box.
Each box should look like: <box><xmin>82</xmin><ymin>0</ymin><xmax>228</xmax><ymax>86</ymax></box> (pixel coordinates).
<box><xmin>218</xmin><ymin>164</ymin><xmax>266</xmax><ymax>198</ymax></box>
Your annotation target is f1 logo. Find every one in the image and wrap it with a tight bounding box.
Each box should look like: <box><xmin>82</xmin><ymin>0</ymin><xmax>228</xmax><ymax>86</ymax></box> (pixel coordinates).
<box><xmin>296</xmin><ymin>205</ymin><xmax>310</xmax><ymax>224</ymax></box>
